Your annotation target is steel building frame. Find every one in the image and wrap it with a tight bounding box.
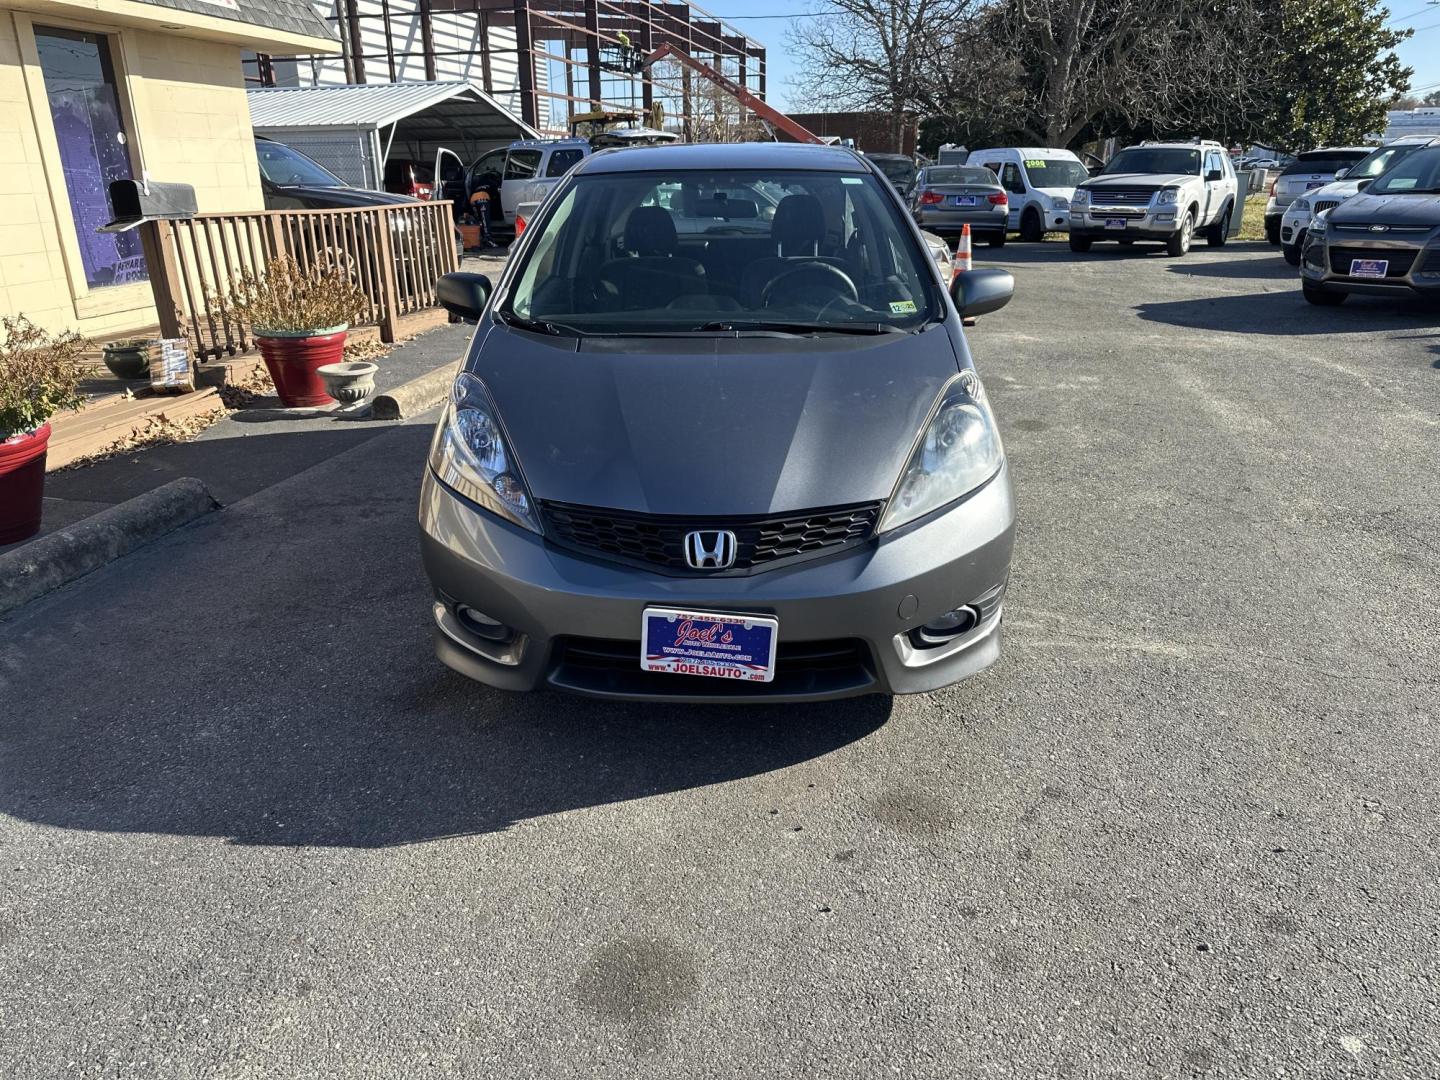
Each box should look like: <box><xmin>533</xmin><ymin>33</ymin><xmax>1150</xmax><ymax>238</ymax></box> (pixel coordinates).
<box><xmin>249</xmin><ymin>0</ymin><xmax>768</xmax><ymax>138</ymax></box>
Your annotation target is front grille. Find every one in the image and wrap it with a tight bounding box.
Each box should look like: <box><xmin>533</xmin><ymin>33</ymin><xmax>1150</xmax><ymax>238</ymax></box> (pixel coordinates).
<box><xmin>1328</xmin><ymin>247</ymin><xmax>1416</xmax><ymax>277</ymax></box>
<box><xmin>548</xmin><ymin>636</ymin><xmax>876</xmax><ymax>698</ymax></box>
<box><xmin>1088</xmin><ymin>188</ymin><xmax>1155</xmax><ymax>206</ymax></box>
<box><xmin>541</xmin><ymin>500</ymin><xmax>882</xmax><ymax>575</ymax></box>
<box><xmin>1313</xmin><ymin>200</ymin><xmax>1339</xmax><ymax>215</ymax></box>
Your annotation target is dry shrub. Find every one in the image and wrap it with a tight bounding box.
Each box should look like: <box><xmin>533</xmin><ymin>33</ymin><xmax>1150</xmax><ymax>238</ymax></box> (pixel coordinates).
<box><xmin>0</xmin><ymin>315</ymin><xmax>89</xmax><ymax>437</ymax></box>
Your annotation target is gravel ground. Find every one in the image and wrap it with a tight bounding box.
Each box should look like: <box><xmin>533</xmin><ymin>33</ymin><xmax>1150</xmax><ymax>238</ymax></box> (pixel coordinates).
<box><xmin>1</xmin><ymin>240</ymin><xmax>1437</xmax><ymax>1079</ymax></box>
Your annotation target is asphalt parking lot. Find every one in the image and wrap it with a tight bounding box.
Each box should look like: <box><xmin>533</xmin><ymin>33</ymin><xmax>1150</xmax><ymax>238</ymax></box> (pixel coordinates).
<box><xmin>2</xmin><ymin>240</ymin><xmax>1438</xmax><ymax>1078</ymax></box>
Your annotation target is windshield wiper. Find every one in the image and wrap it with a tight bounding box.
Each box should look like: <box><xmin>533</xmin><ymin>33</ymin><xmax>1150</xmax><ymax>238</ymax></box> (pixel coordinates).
<box><xmin>692</xmin><ymin>320</ymin><xmax>904</xmax><ymax>336</ymax></box>
<box><xmin>497</xmin><ymin>311</ymin><xmax>583</xmax><ymax>336</ymax></box>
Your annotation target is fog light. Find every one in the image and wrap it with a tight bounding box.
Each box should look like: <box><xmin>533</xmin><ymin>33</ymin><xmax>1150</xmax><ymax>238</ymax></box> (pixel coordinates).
<box><xmin>911</xmin><ymin>606</ymin><xmax>980</xmax><ymax>647</ymax></box>
<box><xmin>456</xmin><ymin>605</ymin><xmax>512</xmax><ymax>643</ymax></box>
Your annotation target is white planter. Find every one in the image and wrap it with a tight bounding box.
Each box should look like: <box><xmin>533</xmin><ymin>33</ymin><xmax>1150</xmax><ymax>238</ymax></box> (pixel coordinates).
<box><xmin>315</xmin><ymin>361</ymin><xmax>378</xmax><ymax>405</ymax></box>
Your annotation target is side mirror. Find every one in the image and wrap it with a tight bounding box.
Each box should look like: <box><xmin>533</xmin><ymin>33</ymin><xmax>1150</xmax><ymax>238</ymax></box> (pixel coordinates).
<box><xmin>437</xmin><ymin>272</ymin><xmax>492</xmax><ymax>322</ymax></box>
<box><xmin>1356</xmin><ymin>178</ymin><xmax>1372</xmax><ymax>192</ymax></box>
<box><xmin>1335</xmin><ymin>168</ymin><xmax>1349</xmax><ymax>180</ymax></box>
<box><xmin>950</xmin><ymin>268</ymin><xmax>1014</xmax><ymax>319</ymax></box>
<box><xmin>1205</xmin><ymin>169</ymin><xmax>1223</xmax><ymax>182</ymax></box>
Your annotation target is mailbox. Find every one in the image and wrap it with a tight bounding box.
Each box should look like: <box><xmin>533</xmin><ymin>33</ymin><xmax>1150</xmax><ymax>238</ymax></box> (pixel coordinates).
<box><xmin>100</xmin><ymin>179</ymin><xmax>197</xmax><ymax>233</ymax></box>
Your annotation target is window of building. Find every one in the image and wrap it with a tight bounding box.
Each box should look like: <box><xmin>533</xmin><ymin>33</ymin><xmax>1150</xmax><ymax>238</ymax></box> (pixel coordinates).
<box><xmin>34</xmin><ymin>26</ymin><xmax>146</xmax><ymax>290</ymax></box>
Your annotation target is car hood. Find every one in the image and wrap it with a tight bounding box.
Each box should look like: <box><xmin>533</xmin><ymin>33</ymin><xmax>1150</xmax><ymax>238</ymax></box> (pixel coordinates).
<box><xmin>1291</xmin><ymin>179</ymin><xmax>1360</xmax><ymax>207</ymax></box>
<box><xmin>1033</xmin><ymin>186</ymin><xmax>1076</xmax><ymax>201</ymax></box>
<box><xmin>272</xmin><ymin>183</ymin><xmax>419</xmax><ymax>207</ymax></box>
<box><xmin>1329</xmin><ymin>192</ymin><xmax>1440</xmax><ymax>227</ymax></box>
<box><xmin>1082</xmin><ymin>173</ymin><xmax>1194</xmax><ymax>189</ymax></box>
<box><xmin>472</xmin><ymin>323</ymin><xmax>962</xmax><ymax>516</ymax></box>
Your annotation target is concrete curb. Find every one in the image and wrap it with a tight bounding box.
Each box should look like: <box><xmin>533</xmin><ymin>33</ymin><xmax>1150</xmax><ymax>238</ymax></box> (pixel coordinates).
<box><xmin>371</xmin><ymin>363</ymin><xmax>456</xmax><ymax>421</ymax></box>
<box><xmin>0</xmin><ymin>478</ymin><xmax>218</xmax><ymax>617</ymax></box>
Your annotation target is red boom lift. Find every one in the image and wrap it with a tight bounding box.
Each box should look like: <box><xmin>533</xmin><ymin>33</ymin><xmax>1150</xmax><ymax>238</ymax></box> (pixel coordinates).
<box><xmin>638</xmin><ymin>43</ymin><xmax>824</xmax><ymax>145</ymax></box>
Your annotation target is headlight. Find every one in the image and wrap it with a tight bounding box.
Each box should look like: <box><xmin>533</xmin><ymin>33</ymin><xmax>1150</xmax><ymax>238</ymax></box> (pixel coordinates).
<box><xmin>880</xmin><ymin>371</ymin><xmax>1004</xmax><ymax>534</ymax></box>
<box><xmin>1310</xmin><ymin>213</ymin><xmax>1328</xmax><ymax>234</ymax></box>
<box><xmin>1291</xmin><ymin>198</ymin><xmax>1310</xmax><ymax>212</ymax></box>
<box><xmin>1071</xmin><ymin>189</ymin><xmax>1089</xmax><ymax>206</ymax></box>
<box><xmin>1156</xmin><ymin>187</ymin><xmax>1179</xmax><ymax>205</ymax></box>
<box><xmin>428</xmin><ymin>372</ymin><xmax>541</xmax><ymax>533</ymax></box>
<box><xmin>1051</xmin><ymin>196</ymin><xmax>1069</xmax><ymax>210</ymax></box>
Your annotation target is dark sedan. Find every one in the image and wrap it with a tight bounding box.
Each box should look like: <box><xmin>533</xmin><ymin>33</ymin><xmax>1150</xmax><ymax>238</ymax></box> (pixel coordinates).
<box><xmin>909</xmin><ymin>165</ymin><xmax>1008</xmax><ymax>247</ymax></box>
<box><xmin>1300</xmin><ymin>143</ymin><xmax>1440</xmax><ymax>306</ymax></box>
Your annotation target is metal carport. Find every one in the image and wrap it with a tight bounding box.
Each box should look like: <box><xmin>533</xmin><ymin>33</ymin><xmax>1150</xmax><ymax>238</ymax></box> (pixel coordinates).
<box><xmin>247</xmin><ymin>81</ymin><xmax>540</xmax><ymax>190</ymax></box>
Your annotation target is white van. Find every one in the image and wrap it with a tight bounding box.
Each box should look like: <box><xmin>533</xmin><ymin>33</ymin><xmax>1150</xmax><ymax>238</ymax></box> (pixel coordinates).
<box><xmin>965</xmin><ymin>147</ymin><xmax>1090</xmax><ymax>240</ymax></box>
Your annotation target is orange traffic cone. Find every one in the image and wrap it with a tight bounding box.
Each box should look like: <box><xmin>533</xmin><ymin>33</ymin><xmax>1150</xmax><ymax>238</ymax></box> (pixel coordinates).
<box><xmin>953</xmin><ymin>223</ymin><xmax>973</xmax><ymax>277</ymax></box>
<box><xmin>954</xmin><ymin>224</ymin><xmax>976</xmax><ymax>325</ymax></box>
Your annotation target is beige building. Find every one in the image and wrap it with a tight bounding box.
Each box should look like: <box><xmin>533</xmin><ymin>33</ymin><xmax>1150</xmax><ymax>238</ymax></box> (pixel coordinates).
<box><xmin>0</xmin><ymin>0</ymin><xmax>336</xmax><ymax>337</ymax></box>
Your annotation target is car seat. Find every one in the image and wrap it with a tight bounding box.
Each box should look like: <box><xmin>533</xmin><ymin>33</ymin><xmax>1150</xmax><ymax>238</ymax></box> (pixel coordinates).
<box><xmin>595</xmin><ymin>205</ymin><xmax>705</xmax><ymax>310</ymax></box>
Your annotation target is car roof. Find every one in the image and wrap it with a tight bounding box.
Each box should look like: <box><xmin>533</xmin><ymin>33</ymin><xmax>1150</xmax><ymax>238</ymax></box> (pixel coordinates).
<box><xmin>1297</xmin><ymin>146</ymin><xmax>1372</xmax><ymax>156</ymax></box>
<box><xmin>864</xmin><ymin>152</ymin><xmax>913</xmax><ymax>162</ymax></box>
<box><xmin>509</xmin><ymin>138</ymin><xmax>588</xmax><ymax>151</ymax></box>
<box><xmin>577</xmin><ymin>142</ymin><xmax>869</xmax><ymax>174</ymax></box>
<box><xmin>971</xmin><ymin>147</ymin><xmax>1079</xmax><ymax>157</ymax></box>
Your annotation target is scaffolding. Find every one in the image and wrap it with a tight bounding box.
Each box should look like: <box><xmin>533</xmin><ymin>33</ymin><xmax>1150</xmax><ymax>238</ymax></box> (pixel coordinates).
<box><xmin>245</xmin><ymin>0</ymin><xmax>768</xmax><ymax>140</ymax></box>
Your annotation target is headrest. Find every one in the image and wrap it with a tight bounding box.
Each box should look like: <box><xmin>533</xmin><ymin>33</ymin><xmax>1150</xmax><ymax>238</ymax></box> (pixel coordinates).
<box><xmin>624</xmin><ymin>205</ymin><xmax>678</xmax><ymax>256</ymax></box>
<box><xmin>772</xmin><ymin>194</ymin><xmax>825</xmax><ymax>256</ymax></box>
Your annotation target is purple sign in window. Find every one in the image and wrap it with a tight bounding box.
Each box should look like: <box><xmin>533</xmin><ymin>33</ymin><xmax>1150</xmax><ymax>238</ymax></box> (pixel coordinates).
<box><xmin>34</xmin><ymin>27</ymin><xmax>146</xmax><ymax>290</ymax></box>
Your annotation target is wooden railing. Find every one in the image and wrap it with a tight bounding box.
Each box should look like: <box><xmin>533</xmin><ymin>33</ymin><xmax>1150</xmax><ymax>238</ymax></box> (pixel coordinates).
<box><xmin>137</xmin><ymin>202</ymin><xmax>460</xmax><ymax>361</ymax></box>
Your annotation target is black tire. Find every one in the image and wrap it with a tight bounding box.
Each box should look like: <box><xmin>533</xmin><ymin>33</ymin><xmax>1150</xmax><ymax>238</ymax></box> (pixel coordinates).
<box><xmin>987</xmin><ymin>233</ymin><xmax>1006</xmax><ymax>248</ymax></box>
<box><xmin>1303</xmin><ymin>283</ymin><xmax>1346</xmax><ymax>306</ymax></box>
<box><xmin>1069</xmin><ymin>235</ymin><xmax>1093</xmax><ymax>253</ymax></box>
<box><xmin>1265</xmin><ymin>218</ymin><xmax>1280</xmax><ymax>246</ymax></box>
<box><xmin>1019</xmin><ymin>208</ymin><xmax>1044</xmax><ymax>243</ymax></box>
<box><xmin>1166</xmin><ymin>211</ymin><xmax>1195</xmax><ymax>257</ymax></box>
<box><xmin>1206</xmin><ymin>205</ymin><xmax>1231</xmax><ymax>247</ymax></box>
<box><xmin>1282</xmin><ymin>236</ymin><xmax>1304</xmax><ymax>267</ymax></box>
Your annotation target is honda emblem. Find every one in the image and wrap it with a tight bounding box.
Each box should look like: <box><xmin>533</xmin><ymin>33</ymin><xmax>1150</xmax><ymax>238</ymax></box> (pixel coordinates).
<box><xmin>684</xmin><ymin>530</ymin><xmax>737</xmax><ymax>570</ymax></box>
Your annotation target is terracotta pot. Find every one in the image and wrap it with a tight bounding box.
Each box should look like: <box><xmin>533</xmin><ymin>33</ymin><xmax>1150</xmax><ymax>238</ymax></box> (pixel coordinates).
<box><xmin>254</xmin><ymin>327</ymin><xmax>348</xmax><ymax>408</ymax></box>
<box><xmin>0</xmin><ymin>423</ymin><xmax>52</xmax><ymax>545</ymax></box>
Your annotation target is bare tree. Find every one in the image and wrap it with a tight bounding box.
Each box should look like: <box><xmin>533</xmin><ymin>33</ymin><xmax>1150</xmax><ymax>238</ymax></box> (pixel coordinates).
<box><xmin>789</xmin><ymin>0</ymin><xmax>980</xmax><ymax>149</ymax></box>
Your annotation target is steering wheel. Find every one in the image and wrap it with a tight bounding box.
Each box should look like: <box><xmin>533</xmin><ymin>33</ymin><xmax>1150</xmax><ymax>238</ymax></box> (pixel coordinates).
<box><xmin>760</xmin><ymin>261</ymin><xmax>859</xmax><ymax>310</ymax></box>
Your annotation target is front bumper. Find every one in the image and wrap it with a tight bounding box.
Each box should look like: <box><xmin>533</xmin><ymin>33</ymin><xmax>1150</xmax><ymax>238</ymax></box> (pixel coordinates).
<box><xmin>1279</xmin><ymin>205</ymin><xmax>1311</xmax><ymax>247</ymax></box>
<box><xmin>1071</xmin><ymin>204</ymin><xmax>1183</xmax><ymax>240</ymax></box>
<box><xmin>1299</xmin><ymin>231</ymin><xmax>1440</xmax><ymax>297</ymax></box>
<box><xmin>419</xmin><ymin>467</ymin><xmax>1016</xmax><ymax>702</ymax></box>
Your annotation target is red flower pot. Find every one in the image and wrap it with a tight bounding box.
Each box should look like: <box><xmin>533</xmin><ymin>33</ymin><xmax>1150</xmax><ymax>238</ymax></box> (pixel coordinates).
<box><xmin>0</xmin><ymin>423</ymin><xmax>52</xmax><ymax>545</ymax></box>
<box><xmin>255</xmin><ymin>328</ymin><xmax>349</xmax><ymax>408</ymax></box>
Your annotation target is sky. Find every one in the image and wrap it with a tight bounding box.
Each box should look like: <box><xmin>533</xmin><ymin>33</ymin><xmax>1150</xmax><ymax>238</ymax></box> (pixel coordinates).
<box><xmin>724</xmin><ymin>0</ymin><xmax>1440</xmax><ymax>115</ymax></box>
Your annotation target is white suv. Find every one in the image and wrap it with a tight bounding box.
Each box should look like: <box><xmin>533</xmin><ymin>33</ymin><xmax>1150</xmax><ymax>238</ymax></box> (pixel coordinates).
<box><xmin>1070</xmin><ymin>140</ymin><xmax>1238</xmax><ymax>256</ymax></box>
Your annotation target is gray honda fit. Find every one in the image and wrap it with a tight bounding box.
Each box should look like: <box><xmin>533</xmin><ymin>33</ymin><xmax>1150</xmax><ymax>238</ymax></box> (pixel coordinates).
<box><xmin>419</xmin><ymin>142</ymin><xmax>1016</xmax><ymax>702</ymax></box>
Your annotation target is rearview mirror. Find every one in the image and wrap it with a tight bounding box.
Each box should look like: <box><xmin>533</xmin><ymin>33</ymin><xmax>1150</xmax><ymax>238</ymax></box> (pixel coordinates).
<box><xmin>950</xmin><ymin>268</ymin><xmax>1014</xmax><ymax>319</ymax></box>
<box><xmin>437</xmin><ymin>272</ymin><xmax>492</xmax><ymax>322</ymax></box>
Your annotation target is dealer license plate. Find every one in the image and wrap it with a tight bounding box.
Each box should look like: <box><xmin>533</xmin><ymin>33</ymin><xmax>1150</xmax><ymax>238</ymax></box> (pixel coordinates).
<box><xmin>953</xmin><ymin>195</ymin><xmax>977</xmax><ymax>206</ymax></box>
<box><xmin>1105</xmin><ymin>218</ymin><xmax>1127</xmax><ymax>230</ymax></box>
<box><xmin>1349</xmin><ymin>259</ymin><xmax>1388</xmax><ymax>278</ymax></box>
<box><xmin>641</xmin><ymin>607</ymin><xmax>778</xmax><ymax>683</ymax></box>
<box><xmin>1305</xmin><ymin>181</ymin><xmax>1325</xmax><ymax>189</ymax></box>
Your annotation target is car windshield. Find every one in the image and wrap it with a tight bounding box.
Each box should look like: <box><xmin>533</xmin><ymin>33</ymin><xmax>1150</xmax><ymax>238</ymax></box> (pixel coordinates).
<box><xmin>1102</xmin><ymin>148</ymin><xmax>1201</xmax><ymax>175</ymax></box>
<box><xmin>871</xmin><ymin>157</ymin><xmax>916</xmax><ymax>185</ymax></box>
<box><xmin>255</xmin><ymin>140</ymin><xmax>345</xmax><ymax>188</ymax></box>
<box><xmin>924</xmin><ymin>166</ymin><xmax>995</xmax><ymax>186</ymax></box>
<box><xmin>1349</xmin><ymin>143</ymin><xmax>1424</xmax><ymax>180</ymax></box>
<box><xmin>1022</xmin><ymin>158</ymin><xmax>1089</xmax><ymax>187</ymax></box>
<box><xmin>1282</xmin><ymin>152</ymin><xmax>1369</xmax><ymax>176</ymax></box>
<box><xmin>1368</xmin><ymin>145</ymin><xmax>1440</xmax><ymax>194</ymax></box>
<box><xmin>504</xmin><ymin>168</ymin><xmax>938</xmax><ymax>334</ymax></box>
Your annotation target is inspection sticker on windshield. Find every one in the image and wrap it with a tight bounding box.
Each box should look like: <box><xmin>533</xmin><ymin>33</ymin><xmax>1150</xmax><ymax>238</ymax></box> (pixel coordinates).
<box><xmin>642</xmin><ymin>608</ymin><xmax>778</xmax><ymax>683</ymax></box>
<box><xmin>1350</xmin><ymin>258</ymin><xmax>1388</xmax><ymax>278</ymax></box>
<box><xmin>889</xmin><ymin>300</ymin><xmax>917</xmax><ymax>314</ymax></box>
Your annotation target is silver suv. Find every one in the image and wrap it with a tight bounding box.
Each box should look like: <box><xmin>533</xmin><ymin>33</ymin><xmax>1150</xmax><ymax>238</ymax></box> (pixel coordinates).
<box><xmin>1070</xmin><ymin>140</ymin><xmax>1238</xmax><ymax>256</ymax></box>
<box><xmin>1263</xmin><ymin>146</ymin><xmax>1372</xmax><ymax>245</ymax></box>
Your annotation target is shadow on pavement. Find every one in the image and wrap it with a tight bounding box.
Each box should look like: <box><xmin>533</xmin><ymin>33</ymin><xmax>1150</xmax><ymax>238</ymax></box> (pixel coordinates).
<box><xmin>1135</xmin><ymin>289</ymin><xmax>1439</xmax><ymax>336</ymax></box>
<box><xmin>1164</xmin><ymin>256</ymin><xmax>1296</xmax><ymax>280</ymax></box>
<box><xmin>1</xmin><ymin>422</ymin><xmax>894</xmax><ymax>848</ymax></box>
